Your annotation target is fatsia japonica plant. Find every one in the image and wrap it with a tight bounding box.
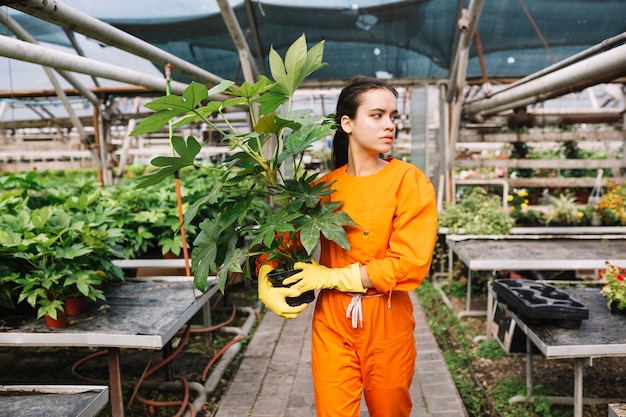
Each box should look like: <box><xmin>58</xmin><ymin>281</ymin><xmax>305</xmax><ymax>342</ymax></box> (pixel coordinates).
<box><xmin>130</xmin><ymin>35</ymin><xmax>355</xmax><ymax>292</ymax></box>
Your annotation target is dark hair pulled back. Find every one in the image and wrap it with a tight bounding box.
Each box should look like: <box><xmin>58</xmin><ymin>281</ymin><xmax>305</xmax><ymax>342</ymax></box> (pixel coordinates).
<box><xmin>331</xmin><ymin>76</ymin><xmax>398</xmax><ymax>169</ymax></box>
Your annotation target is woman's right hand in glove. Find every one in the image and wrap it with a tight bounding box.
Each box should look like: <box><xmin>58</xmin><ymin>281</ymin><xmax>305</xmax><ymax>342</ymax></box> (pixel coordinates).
<box><xmin>258</xmin><ymin>265</ymin><xmax>308</xmax><ymax>319</ymax></box>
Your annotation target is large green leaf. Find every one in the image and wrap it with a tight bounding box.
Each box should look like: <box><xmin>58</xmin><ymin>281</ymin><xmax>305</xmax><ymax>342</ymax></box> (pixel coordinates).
<box><xmin>281</xmin><ymin>34</ymin><xmax>308</xmax><ymax>96</ymax></box>
<box><xmin>253</xmin><ymin>91</ymin><xmax>289</xmax><ymax>115</ymax></box>
<box><xmin>252</xmin><ymin>209</ymin><xmax>299</xmax><ymax>248</ymax></box>
<box><xmin>304</xmin><ymin>39</ymin><xmax>328</xmax><ymax>77</ymax></box>
<box><xmin>227</xmin><ymin>77</ymin><xmax>274</xmax><ymax>99</ymax></box>
<box><xmin>135</xmin><ymin>136</ymin><xmax>201</xmax><ymax>188</ymax></box>
<box><xmin>216</xmin><ymin>248</ymin><xmax>243</xmax><ymax>293</ymax></box>
<box><xmin>207</xmin><ymin>80</ymin><xmax>236</xmax><ymax>97</ymax></box>
<box><xmin>268</xmin><ymin>34</ymin><xmax>327</xmax><ymax>98</ymax></box>
<box><xmin>191</xmin><ymin>219</ymin><xmax>221</xmax><ymax>290</ymax></box>
<box><xmin>254</xmin><ymin>114</ymin><xmax>301</xmax><ymax>135</ymax></box>
<box><xmin>299</xmin><ymin>202</ymin><xmax>357</xmax><ymax>254</ymax></box>
<box><xmin>281</xmin><ymin>122</ymin><xmax>335</xmax><ymax>160</ymax></box>
<box><xmin>130</xmin><ymin>82</ymin><xmax>209</xmax><ymax>136</ymax></box>
<box><xmin>172</xmin><ymin>101</ymin><xmax>224</xmax><ymax>127</ymax></box>
<box><xmin>56</xmin><ymin>243</ymin><xmax>92</xmax><ymax>260</ymax></box>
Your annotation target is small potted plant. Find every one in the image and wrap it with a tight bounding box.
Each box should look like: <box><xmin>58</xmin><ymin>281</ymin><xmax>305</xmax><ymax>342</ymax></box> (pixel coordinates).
<box><xmin>0</xmin><ymin>200</ymin><xmax>124</xmax><ymax>327</ymax></box>
<box><xmin>599</xmin><ymin>261</ymin><xmax>626</xmax><ymax>313</ymax></box>
<box><xmin>130</xmin><ymin>35</ymin><xmax>355</xmax><ymax>296</ymax></box>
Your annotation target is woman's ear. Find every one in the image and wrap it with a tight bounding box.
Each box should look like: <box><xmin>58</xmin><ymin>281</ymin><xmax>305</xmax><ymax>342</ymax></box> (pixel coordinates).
<box><xmin>340</xmin><ymin>115</ymin><xmax>352</xmax><ymax>134</ymax></box>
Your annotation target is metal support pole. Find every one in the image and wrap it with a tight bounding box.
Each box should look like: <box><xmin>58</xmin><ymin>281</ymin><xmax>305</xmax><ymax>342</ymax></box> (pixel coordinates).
<box><xmin>0</xmin><ymin>10</ymin><xmax>100</xmax><ymax>106</ymax></box>
<box><xmin>107</xmin><ymin>347</ymin><xmax>124</xmax><ymax>417</ymax></box>
<box><xmin>217</xmin><ymin>0</ymin><xmax>258</xmax><ymax>84</ymax></box>
<box><xmin>9</xmin><ymin>0</ymin><xmax>224</xmax><ymax>86</ymax></box>
<box><xmin>115</xmin><ymin>97</ymin><xmax>141</xmax><ymax>185</ymax></box>
<box><xmin>0</xmin><ymin>35</ymin><xmax>190</xmax><ymax>95</ymax></box>
<box><xmin>463</xmin><ymin>43</ymin><xmax>626</xmax><ymax>118</ymax></box>
<box><xmin>526</xmin><ymin>336</ymin><xmax>533</xmax><ymax>397</ymax></box>
<box><xmin>574</xmin><ymin>358</ymin><xmax>584</xmax><ymax>417</ymax></box>
<box><xmin>0</xmin><ymin>9</ymin><xmax>103</xmax><ymax>167</ymax></box>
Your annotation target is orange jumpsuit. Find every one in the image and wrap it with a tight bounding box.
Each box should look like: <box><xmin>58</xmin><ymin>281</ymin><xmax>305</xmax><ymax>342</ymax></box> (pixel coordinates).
<box><xmin>313</xmin><ymin>158</ymin><xmax>438</xmax><ymax>417</ymax></box>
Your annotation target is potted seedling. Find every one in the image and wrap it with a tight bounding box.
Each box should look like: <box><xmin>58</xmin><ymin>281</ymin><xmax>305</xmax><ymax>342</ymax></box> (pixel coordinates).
<box><xmin>0</xmin><ymin>191</ymin><xmax>125</xmax><ymax>327</ymax></box>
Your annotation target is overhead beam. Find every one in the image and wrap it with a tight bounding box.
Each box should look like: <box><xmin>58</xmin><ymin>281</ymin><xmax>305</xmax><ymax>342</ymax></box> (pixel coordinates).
<box><xmin>0</xmin><ymin>11</ymin><xmax>100</xmax><ymax>106</ymax></box>
<box><xmin>463</xmin><ymin>43</ymin><xmax>626</xmax><ymax>118</ymax></box>
<box><xmin>0</xmin><ymin>85</ymin><xmax>163</xmax><ymax>99</ymax></box>
<box><xmin>8</xmin><ymin>0</ymin><xmax>225</xmax><ymax>86</ymax></box>
<box><xmin>0</xmin><ymin>35</ymin><xmax>190</xmax><ymax>94</ymax></box>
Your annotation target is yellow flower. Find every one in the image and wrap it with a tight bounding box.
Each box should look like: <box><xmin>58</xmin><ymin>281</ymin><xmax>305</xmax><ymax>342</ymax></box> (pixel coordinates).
<box><xmin>507</xmin><ymin>195</ymin><xmax>513</xmax><ymax>202</ymax></box>
<box><xmin>521</xmin><ymin>203</ymin><xmax>528</xmax><ymax>209</ymax></box>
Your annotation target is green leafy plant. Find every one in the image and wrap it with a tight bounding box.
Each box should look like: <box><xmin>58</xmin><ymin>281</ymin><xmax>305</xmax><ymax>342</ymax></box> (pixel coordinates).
<box><xmin>0</xmin><ymin>184</ymin><xmax>125</xmax><ymax>321</ymax></box>
<box><xmin>439</xmin><ymin>187</ymin><xmax>514</xmax><ymax>235</ymax></box>
<box><xmin>129</xmin><ymin>34</ymin><xmax>355</xmax><ymax>292</ymax></box>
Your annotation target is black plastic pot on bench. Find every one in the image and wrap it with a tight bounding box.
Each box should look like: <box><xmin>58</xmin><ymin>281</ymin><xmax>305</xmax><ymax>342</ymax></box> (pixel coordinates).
<box><xmin>493</xmin><ymin>279</ymin><xmax>589</xmax><ymax>329</ymax></box>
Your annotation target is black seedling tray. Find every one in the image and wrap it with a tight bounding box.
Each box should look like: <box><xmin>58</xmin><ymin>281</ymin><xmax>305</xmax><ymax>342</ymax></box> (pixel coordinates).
<box><xmin>493</xmin><ymin>279</ymin><xmax>589</xmax><ymax>329</ymax></box>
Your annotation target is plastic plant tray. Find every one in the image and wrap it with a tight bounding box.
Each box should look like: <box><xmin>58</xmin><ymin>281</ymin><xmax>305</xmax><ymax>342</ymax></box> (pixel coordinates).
<box><xmin>493</xmin><ymin>279</ymin><xmax>589</xmax><ymax>329</ymax></box>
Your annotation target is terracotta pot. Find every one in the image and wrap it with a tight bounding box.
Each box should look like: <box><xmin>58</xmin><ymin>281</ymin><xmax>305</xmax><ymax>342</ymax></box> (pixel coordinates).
<box><xmin>45</xmin><ymin>313</ymin><xmax>68</xmax><ymax>329</ymax></box>
<box><xmin>163</xmin><ymin>250</ymin><xmax>179</xmax><ymax>259</ymax></box>
<box><xmin>267</xmin><ymin>269</ymin><xmax>315</xmax><ymax>307</ymax></box>
<box><xmin>64</xmin><ymin>297</ymin><xmax>88</xmax><ymax>316</ymax></box>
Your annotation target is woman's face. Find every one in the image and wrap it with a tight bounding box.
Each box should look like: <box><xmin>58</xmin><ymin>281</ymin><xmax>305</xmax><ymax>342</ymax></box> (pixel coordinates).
<box><xmin>341</xmin><ymin>88</ymin><xmax>398</xmax><ymax>157</ymax></box>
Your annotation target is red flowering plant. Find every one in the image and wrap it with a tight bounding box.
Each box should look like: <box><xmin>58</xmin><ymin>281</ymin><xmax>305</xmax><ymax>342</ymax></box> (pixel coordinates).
<box><xmin>599</xmin><ymin>261</ymin><xmax>626</xmax><ymax>311</ymax></box>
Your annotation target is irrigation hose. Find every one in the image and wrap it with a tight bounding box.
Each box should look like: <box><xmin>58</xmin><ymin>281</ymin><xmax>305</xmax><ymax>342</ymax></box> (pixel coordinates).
<box><xmin>201</xmin><ymin>335</ymin><xmax>248</xmax><ymax>382</ymax></box>
<box><xmin>70</xmin><ymin>303</ymin><xmax>259</xmax><ymax>415</ymax></box>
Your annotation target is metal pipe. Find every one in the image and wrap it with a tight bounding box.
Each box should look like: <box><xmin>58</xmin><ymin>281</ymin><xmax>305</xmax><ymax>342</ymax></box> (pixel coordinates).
<box><xmin>115</xmin><ymin>97</ymin><xmax>141</xmax><ymax>185</ymax></box>
<box><xmin>0</xmin><ymin>10</ymin><xmax>100</xmax><ymax>106</ymax></box>
<box><xmin>0</xmin><ymin>35</ymin><xmax>189</xmax><ymax>95</ymax></box>
<box><xmin>9</xmin><ymin>0</ymin><xmax>225</xmax><ymax>86</ymax></box>
<box><xmin>463</xmin><ymin>43</ymin><xmax>626</xmax><ymax>117</ymax></box>
<box><xmin>503</xmin><ymin>31</ymin><xmax>626</xmax><ymax>93</ymax></box>
<box><xmin>0</xmin><ymin>12</ymin><xmax>88</xmax><ymax>140</ymax></box>
<box><xmin>217</xmin><ymin>0</ymin><xmax>258</xmax><ymax>84</ymax></box>
<box><xmin>0</xmin><ymin>13</ymin><xmax>104</xmax><ymax>168</ymax></box>
<box><xmin>446</xmin><ymin>0</ymin><xmax>485</xmax><ymax>103</ymax></box>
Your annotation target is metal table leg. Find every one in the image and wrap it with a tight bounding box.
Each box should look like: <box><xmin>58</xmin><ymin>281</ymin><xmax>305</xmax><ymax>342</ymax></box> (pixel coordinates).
<box><xmin>574</xmin><ymin>358</ymin><xmax>584</xmax><ymax>417</ymax></box>
<box><xmin>108</xmin><ymin>347</ymin><xmax>124</xmax><ymax>417</ymax></box>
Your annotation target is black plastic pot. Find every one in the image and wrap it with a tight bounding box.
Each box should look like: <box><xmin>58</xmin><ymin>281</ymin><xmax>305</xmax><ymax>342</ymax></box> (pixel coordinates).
<box><xmin>267</xmin><ymin>269</ymin><xmax>315</xmax><ymax>307</ymax></box>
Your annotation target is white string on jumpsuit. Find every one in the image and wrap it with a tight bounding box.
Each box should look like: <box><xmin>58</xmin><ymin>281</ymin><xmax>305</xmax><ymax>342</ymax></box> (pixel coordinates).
<box><xmin>345</xmin><ymin>293</ymin><xmax>384</xmax><ymax>328</ymax></box>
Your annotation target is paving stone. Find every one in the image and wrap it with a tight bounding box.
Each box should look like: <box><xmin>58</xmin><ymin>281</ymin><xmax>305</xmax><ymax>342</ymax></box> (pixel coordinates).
<box><xmin>214</xmin><ymin>289</ymin><xmax>467</xmax><ymax>417</ymax></box>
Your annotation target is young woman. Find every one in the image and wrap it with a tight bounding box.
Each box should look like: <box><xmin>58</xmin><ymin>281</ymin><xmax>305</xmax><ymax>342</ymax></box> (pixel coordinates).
<box><xmin>259</xmin><ymin>76</ymin><xmax>438</xmax><ymax>417</ymax></box>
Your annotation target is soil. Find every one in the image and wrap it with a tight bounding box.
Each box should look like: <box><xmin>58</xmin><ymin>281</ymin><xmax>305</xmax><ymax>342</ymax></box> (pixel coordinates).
<box><xmin>448</xmin><ymin>294</ymin><xmax>626</xmax><ymax>417</ymax></box>
<box><xmin>1</xmin><ymin>282</ymin><xmax>625</xmax><ymax>417</ymax></box>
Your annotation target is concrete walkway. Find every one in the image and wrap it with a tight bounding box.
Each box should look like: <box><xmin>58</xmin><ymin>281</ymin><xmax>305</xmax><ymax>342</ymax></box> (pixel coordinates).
<box><xmin>214</xmin><ymin>290</ymin><xmax>468</xmax><ymax>417</ymax></box>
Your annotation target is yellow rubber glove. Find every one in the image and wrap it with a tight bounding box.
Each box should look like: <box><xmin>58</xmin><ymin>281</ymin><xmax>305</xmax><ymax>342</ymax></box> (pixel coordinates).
<box><xmin>285</xmin><ymin>260</ymin><xmax>366</xmax><ymax>294</ymax></box>
<box><xmin>258</xmin><ymin>265</ymin><xmax>308</xmax><ymax>319</ymax></box>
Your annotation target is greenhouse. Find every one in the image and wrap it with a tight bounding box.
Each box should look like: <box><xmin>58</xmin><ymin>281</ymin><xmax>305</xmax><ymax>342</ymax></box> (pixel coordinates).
<box><xmin>0</xmin><ymin>1</ymin><xmax>625</xmax><ymax>417</ymax></box>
